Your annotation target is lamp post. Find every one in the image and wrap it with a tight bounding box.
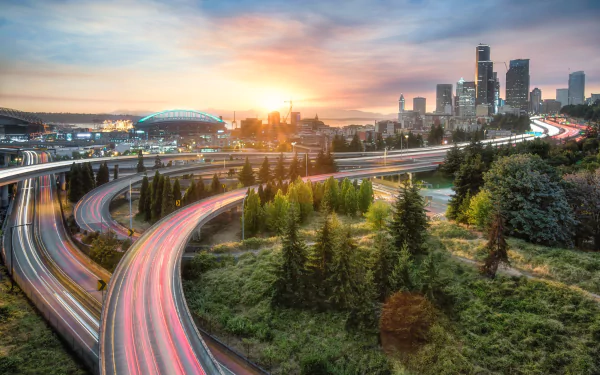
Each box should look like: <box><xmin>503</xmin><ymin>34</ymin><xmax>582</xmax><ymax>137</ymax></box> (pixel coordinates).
<box><xmin>241</xmin><ymin>193</ymin><xmax>248</xmax><ymax>241</ymax></box>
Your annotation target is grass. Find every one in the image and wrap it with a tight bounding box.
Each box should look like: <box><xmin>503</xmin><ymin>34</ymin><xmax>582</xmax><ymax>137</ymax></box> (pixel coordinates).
<box><xmin>430</xmin><ymin>221</ymin><xmax>600</xmax><ymax>294</ymax></box>
<box><xmin>0</xmin><ymin>267</ymin><xmax>88</xmax><ymax>375</ymax></box>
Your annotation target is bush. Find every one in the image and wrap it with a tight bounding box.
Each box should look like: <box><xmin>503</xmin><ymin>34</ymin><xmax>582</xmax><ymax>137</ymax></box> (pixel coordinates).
<box><xmin>428</xmin><ymin>222</ymin><xmax>477</xmax><ymax>240</ymax></box>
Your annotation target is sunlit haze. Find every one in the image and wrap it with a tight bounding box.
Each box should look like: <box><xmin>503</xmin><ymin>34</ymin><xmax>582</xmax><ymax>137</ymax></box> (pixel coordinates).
<box><xmin>1</xmin><ymin>0</ymin><xmax>599</xmax><ymax>119</ymax></box>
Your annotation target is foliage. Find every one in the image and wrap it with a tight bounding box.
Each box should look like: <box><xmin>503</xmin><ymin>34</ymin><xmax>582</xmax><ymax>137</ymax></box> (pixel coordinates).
<box><xmin>264</xmin><ymin>190</ymin><xmax>290</xmax><ymax>235</ymax></box>
<box><xmin>489</xmin><ymin>113</ymin><xmax>531</xmax><ymax>133</ymax></box>
<box><xmin>343</xmin><ymin>184</ymin><xmax>358</xmax><ymax>217</ymax></box>
<box><xmin>389</xmin><ymin>183</ymin><xmax>428</xmax><ymax>255</ymax></box>
<box><xmin>288</xmin><ymin>153</ymin><xmax>300</xmax><ymax>182</ymax></box>
<box><xmin>286</xmin><ymin>178</ymin><xmax>313</xmax><ymax>222</ymax></box>
<box><xmin>243</xmin><ymin>188</ymin><xmax>262</xmax><ymax>237</ymax></box>
<box><xmin>364</xmin><ymin>200</ymin><xmax>390</xmax><ymax>231</ymax></box>
<box><xmin>427</xmin><ymin>124</ymin><xmax>444</xmax><ymax>145</ymax></box>
<box><xmin>151</xmin><ymin>173</ymin><xmax>164</xmax><ymax>222</ymax></box>
<box><xmin>439</xmin><ymin>144</ymin><xmax>463</xmax><ymax>178</ymax></box>
<box><xmin>327</xmin><ymin>225</ymin><xmax>361</xmax><ymax>310</ymax></box>
<box><xmin>138</xmin><ymin>175</ymin><xmax>150</xmax><ymax>217</ymax></box>
<box><xmin>89</xmin><ymin>231</ymin><xmax>124</xmax><ymax>272</ymax></box>
<box><xmin>210</xmin><ymin>173</ymin><xmax>222</xmax><ymax>194</ymax></box>
<box><xmin>564</xmin><ymin>169</ymin><xmax>600</xmax><ymax>250</ymax></box>
<box><xmin>372</xmin><ymin>231</ymin><xmax>397</xmax><ymax>300</ymax></box>
<box><xmin>484</xmin><ymin>154</ymin><xmax>576</xmax><ymax>247</ymax></box>
<box><xmin>258</xmin><ymin>156</ymin><xmax>271</xmax><ymax>183</ymax></box>
<box><xmin>238</xmin><ymin>157</ymin><xmax>256</xmax><ymax>187</ymax></box>
<box><xmin>380</xmin><ymin>292</ymin><xmax>436</xmax><ymax>348</ymax></box>
<box><xmin>67</xmin><ymin>163</ymin><xmax>83</xmax><ymax>203</ymax></box>
<box><xmin>113</xmin><ymin>164</ymin><xmax>119</xmax><ymax>180</ymax></box>
<box><xmin>274</xmin><ymin>153</ymin><xmax>286</xmax><ymax>182</ymax></box>
<box><xmin>95</xmin><ymin>161</ymin><xmax>110</xmax><ymax>186</ymax></box>
<box><xmin>480</xmin><ymin>211</ymin><xmax>509</xmax><ymax>278</ymax></box>
<box><xmin>172</xmin><ymin>178</ymin><xmax>182</xmax><ymax>206</ymax></box>
<box><xmin>136</xmin><ymin>149</ymin><xmax>145</xmax><ymax>173</ymax></box>
<box><xmin>321</xmin><ymin>176</ymin><xmax>340</xmax><ymax>212</ymax></box>
<box><xmin>447</xmin><ymin>154</ymin><xmax>484</xmax><ymax>221</ymax></box>
<box><xmin>466</xmin><ymin>189</ymin><xmax>493</xmax><ymax>230</ymax></box>
<box><xmin>161</xmin><ymin>176</ymin><xmax>174</xmax><ymax>217</ymax></box>
<box><xmin>358</xmin><ymin>179</ymin><xmax>374</xmax><ymax>213</ymax></box>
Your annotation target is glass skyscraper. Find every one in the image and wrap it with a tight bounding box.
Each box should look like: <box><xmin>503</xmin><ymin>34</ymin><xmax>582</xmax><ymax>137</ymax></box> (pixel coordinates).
<box><xmin>505</xmin><ymin>59</ymin><xmax>530</xmax><ymax>111</ymax></box>
<box><xmin>475</xmin><ymin>44</ymin><xmax>495</xmax><ymax>115</ymax></box>
<box><xmin>568</xmin><ymin>71</ymin><xmax>585</xmax><ymax>105</ymax></box>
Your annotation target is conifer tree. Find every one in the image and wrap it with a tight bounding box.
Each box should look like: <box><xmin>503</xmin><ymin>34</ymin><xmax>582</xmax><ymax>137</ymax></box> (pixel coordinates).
<box><xmin>161</xmin><ymin>176</ymin><xmax>174</xmax><ymax>217</ymax></box>
<box><xmin>328</xmin><ymin>225</ymin><xmax>360</xmax><ymax>310</ymax></box>
<box><xmin>389</xmin><ymin>182</ymin><xmax>428</xmax><ymax>255</ymax></box>
<box><xmin>136</xmin><ymin>150</ymin><xmax>145</xmax><ymax>173</ymax></box>
<box><xmin>301</xmin><ymin>153</ymin><xmax>312</xmax><ymax>177</ymax></box>
<box><xmin>257</xmin><ymin>184</ymin><xmax>265</xmax><ymax>206</ymax></box>
<box><xmin>372</xmin><ymin>232</ymin><xmax>397</xmax><ymax>300</ymax></box>
<box><xmin>151</xmin><ymin>170</ymin><xmax>161</xmax><ymax>206</ymax></box>
<box><xmin>152</xmin><ymin>175</ymin><xmax>164</xmax><ymax>221</ymax></box>
<box><xmin>480</xmin><ymin>211</ymin><xmax>509</xmax><ymax>278</ymax></box>
<box><xmin>315</xmin><ymin>149</ymin><xmax>326</xmax><ymax>174</ymax></box>
<box><xmin>265</xmin><ymin>189</ymin><xmax>289</xmax><ymax>234</ymax></box>
<box><xmin>113</xmin><ymin>165</ymin><xmax>119</xmax><ymax>180</ymax></box>
<box><xmin>273</xmin><ymin>207</ymin><xmax>309</xmax><ymax>307</ymax></box>
<box><xmin>153</xmin><ymin>154</ymin><xmax>162</xmax><ymax>169</ymax></box>
<box><xmin>274</xmin><ymin>153</ymin><xmax>286</xmax><ymax>182</ymax></box>
<box><xmin>288</xmin><ymin>153</ymin><xmax>300</xmax><ymax>182</ymax></box>
<box><xmin>210</xmin><ymin>173</ymin><xmax>222</xmax><ymax>194</ymax></box>
<box><xmin>243</xmin><ymin>188</ymin><xmax>262</xmax><ymax>236</ymax></box>
<box><xmin>344</xmin><ymin>187</ymin><xmax>358</xmax><ymax>217</ymax></box>
<box><xmin>172</xmin><ymin>178</ymin><xmax>182</xmax><ymax>206</ymax></box>
<box><xmin>138</xmin><ymin>175</ymin><xmax>149</xmax><ymax>216</ymax></box>
<box><xmin>390</xmin><ymin>242</ymin><xmax>417</xmax><ymax>291</ymax></box>
<box><xmin>82</xmin><ymin>162</ymin><xmax>95</xmax><ymax>194</ymax></box>
<box><xmin>358</xmin><ymin>179</ymin><xmax>374</xmax><ymax>213</ymax></box>
<box><xmin>68</xmin><ymin>163</ymin><xmax>83</xmax><ymax>202</ymax></box>
<box><xmin>307</xmin><ymin>214</ymin><xmax>339</xmax><ymax>303</ymax></box>
<box><xmin>238</xmin><ymin>156</ymin><xmax>256</xmax><ymax>187</ymax></box>
<box><xmin>183</xmin><ymin>179</ymin><xmax>196</xmax><ymax>205</ymax></box>
<box><xmin>144</xmin><ymin>185</ymin><xmax>152</xmax><ymax>222</ymax></box>
<box><xmin>321</xmin><ymin>176</ymin><xmax>339</xmax><ymax>212</ymax></box>
<box><xmin>196</xmin><ymin>178</ymin><xmax>206</xmax><ymax>200</ymax></box>
<box><xmin>263</xmin><ymin>182</ymin><xmax>274</xmax><ymax>203</ymax></box>
<box><xmin>258</xmin><ymin>156</ymin><xmax>271</xmax><ymax>183</ymax></box>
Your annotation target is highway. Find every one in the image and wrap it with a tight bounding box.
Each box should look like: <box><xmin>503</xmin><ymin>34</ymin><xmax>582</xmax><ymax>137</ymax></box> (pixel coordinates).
<box><xmin>2</xmin><ymin>151</ymin><xmax>100</xmax><ymax>370</ymax></box>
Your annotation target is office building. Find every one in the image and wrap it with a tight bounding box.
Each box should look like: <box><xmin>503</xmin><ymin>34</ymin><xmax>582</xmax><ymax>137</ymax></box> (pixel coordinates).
<box><xmin>505</xmin><ymin>59</ymin><xmax>530</xmax><ymax>111</ymax></box>
<box><xmin>436</xmin><ymin>84</ymin><xmax>453</xmax><ymax>114</ymax></box>
<box><xmin>290</xmin><ymin>112</ymin><xmax>301</xmax><ymax>129</ymax></box>
<box><xmin>568</xmin><ymin>71</ymin><xmax>585</xmax><ymax>105</ymax></box>
<box><xmin>556</xmin><ymin>88</ymin><xmax>569</xmax><ymax>108</ymax></box>
<box><xmin>398</xmin><ymin>94</ymin><xmax>405</xmax><ymax>113</ymax></box>
<box><xmin>541</xmin><ymin>99</ymin><xmax>562</xmax><ymax>114</ymax></box>
<box><xmin>456</xmin><ymin>78</ymin><xmax>476</xmax><ymax>117</ymax></box>
<box><xmin>268</xmin><ymin>111</ymin><xmax>280</xmax><ymax>126</ymax></box>
<box><xmin>529</xmin><ymin>88</ymin><xmax>542</xmax><ymax>114</ymax></box>
<box><xmin>475</xmin><ymin>44</ymin><xmax>495</xmax><ymax>115</ymax></box>
<box><xmin>590</xmin><ymin>94</ymin><xmax>600</xmax><ymax>105</ymax></box>
<box><xmin>413</xmin><ymin>97</ymin><xmax>426</xmax><ymax>116</ymax></box>
<box><xmin>494</xmin><ymin>72</ymin><xmax>500</xmax><ymax>114</ymax></box>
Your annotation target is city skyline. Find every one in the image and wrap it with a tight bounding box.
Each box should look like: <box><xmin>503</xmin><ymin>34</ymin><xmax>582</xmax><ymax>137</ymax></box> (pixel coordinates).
<box><xmin>1</xmin><ymin>0</ymin><xmax>599</xmax><ymax>118</ymax></box>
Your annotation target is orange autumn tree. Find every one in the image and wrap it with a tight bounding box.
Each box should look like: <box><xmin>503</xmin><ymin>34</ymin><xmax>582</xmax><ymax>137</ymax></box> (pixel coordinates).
<box><xmin>379</xmin><ymin>292</ymin><xmax>435</xmax><ymax>350</ymax></box>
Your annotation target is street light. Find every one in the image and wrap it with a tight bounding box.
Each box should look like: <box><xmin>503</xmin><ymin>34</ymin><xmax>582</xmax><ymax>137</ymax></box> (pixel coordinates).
<box><xmin>241</xmin><ymin>192</ymin><xmax>248</xmax><ymax>241</ymax></box>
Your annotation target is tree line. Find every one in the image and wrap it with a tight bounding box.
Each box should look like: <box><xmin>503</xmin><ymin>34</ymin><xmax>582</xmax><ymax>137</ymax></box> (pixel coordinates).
<box><xmin>560</xmin><ymin>101</ymin><xmax>600</xmax><ymax>122</ymax></box>
<box><xmin>442</xmin><ymin>135</ymin><xmax>600</xmax><ymax>251</ymax></box>
<box><xmin>67</xmin><ymin>161</ymin><xmax>113</xmax><ymax>203</ymax></box>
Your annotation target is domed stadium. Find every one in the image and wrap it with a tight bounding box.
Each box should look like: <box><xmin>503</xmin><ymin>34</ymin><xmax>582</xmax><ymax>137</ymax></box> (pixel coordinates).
<box><xmin>0</xmin><ymin>107</ymin><xmax>46</xmax><ymax>138</ymax></box>
<box><xmin>135</xmin><ymin>109</ymin><xmax>227</xmax><ymax>138</ymax></box>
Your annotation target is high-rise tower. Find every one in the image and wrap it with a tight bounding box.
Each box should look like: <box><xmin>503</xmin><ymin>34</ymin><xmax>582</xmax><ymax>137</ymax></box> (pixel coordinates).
<box><xmin>506</xmin><ymin>59</ymin><xmax>530</xmax><ymax>111</ymax></box>
<box><xmin>436</xmin><ymin>84</ymin><xmax>453</xmax><ymax>114</ymax></box>
<box><xmin>568</xmin><ymin>71</ymin><xmax>585</xmax><ymax>105</ymax></box>
<box><xmin>475</xmin><ymin>44</ymin><xmax>494</xmax><ymax>115</ymax></box>
<box><xmin>456</xmin><ymin>78</ymin><xmax>476</xmax><ymax>117</ymax></box>
<box><xmin>530</xmin><ymin>88</ymin><xmax>542</xmax><ymax>114</ymax></box>
<box><xmin>398</xmin><ymin>94</ymin><xmax>405</xmax><ymax>113</ymax></box>
<box><xmin>413</xmin><ymin>97</ymin><xmax>426</xmax><ymax>116</ymax></box>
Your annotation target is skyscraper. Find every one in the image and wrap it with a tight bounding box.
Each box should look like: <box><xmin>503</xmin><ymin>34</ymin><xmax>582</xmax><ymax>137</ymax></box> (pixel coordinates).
<box><xmin>505</xmin><ymin>59</ymin><xmax>530</xmax><ymax>111</ymax></box>
<box><xmin>436</xmin><ymin>84</ymin><xmax>453</xmax><ymax>114</ymax></box>
<box><xmin>530</xmin><ymin>88</ymin><xmax>542</xmax><ymax>114</ymax></box>
<box><xmin>398</xmin><ymin>94</ymin><xmax>405</xmax><ymax>113</ymax></box>
<box><xmin>413</xmin><ymin>97</ymin><xmax>426</xmax><ymax>116</ymax></box>
<box><xmin>568</xmin><ymin>71</ymin><xmax>585</xmax><ymax>105</ymax></box>
<box><xmin>475</xmin><ymin>44</ymin><xmax>495</xmax><ymax>115</ymax></box>
<box><xmin>556</xmin><ymin>88</ymin><xmax>568</xmax><ymax>108</ymax></box>
<box><xmin>456</xmin><ymin>78</ymin><xmax>476</xmax><ymax>117</ymax></box>
<box><xmin>494</xmin><ymin>72</ymin><xmax>500</xmax><ymax>114</ymax></box>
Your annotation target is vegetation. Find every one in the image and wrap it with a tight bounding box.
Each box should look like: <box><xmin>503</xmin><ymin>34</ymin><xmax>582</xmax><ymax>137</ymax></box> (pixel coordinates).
<box><xmin>0</xmin><ymin>268</ymin><xmax>87</xmax><ymax>374</ymax></box>
<box><xmin>238</xmin><ymin>157</ymin><xmax>256</xmax><ymax>187</ymax></box>
<box><xmin>489</xmin><ymin>113</ymin><xmax>531</xmax><ymax>133</ymax></box>
<box><xmin>561</xmin><ymin>100</ymin><xmax>600</xmax><ymax>122</ymax></box>
<box><xmin>136</xmin><ymin>149</ymin><xmax>145</xmax><ymax>172</ymax></box>
<box><xmin>89</xmin><ymin>230</ymin><xmax>130</xmax><ymax>272</ymax></box>
<box><xmin>67</xmin><ymin>162</ymin><xmax>96</xmax><ymax>203</ymax></box>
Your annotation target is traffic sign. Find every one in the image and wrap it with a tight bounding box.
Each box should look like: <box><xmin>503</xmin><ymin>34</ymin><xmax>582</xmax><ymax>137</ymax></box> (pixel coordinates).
<box><xmin>128</xmin><ymin>228</ymin><xmax>134</xmax><ymax>237</ymax></box>
<box><xmin>175</xmin><ymin>199</ymin><xmax>181</xmax><ymax>207</ymax></box>
<box><xmin>97</xmin><ymin>279</ymin><xmax>107</xmax><ymax>291</ymax></box>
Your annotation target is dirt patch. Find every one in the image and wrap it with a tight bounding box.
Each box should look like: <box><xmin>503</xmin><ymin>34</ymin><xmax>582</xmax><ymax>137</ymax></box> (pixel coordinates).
<box><xmin>110</xmin><ymin>198</ymin><xmax>152</xmax><ymax>233</ymax></box>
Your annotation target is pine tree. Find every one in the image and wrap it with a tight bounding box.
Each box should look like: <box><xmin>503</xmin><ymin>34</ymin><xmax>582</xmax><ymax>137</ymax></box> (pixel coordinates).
<box><xmin>153</xmin><ymin>154</ymin><xmax>162</xmax><ymax>169</ymax></box>
<box><xmin>210</xmin><ymin>173</ymin><xmax>222</xmax><ymax>194</ymax></box>
<box><xmin>151</xmin><ymin>170</ymin><xmax>161</xmax><ymax>205</ymax></box>
<box><xmin>480</xmin><ymin>211</ymin><xmax>509</xmax><ymax>278</ymax></box>
<box><xmin>389</xmin><ymin>182</ymin><xmax>428</xmax><ymax>255</ymax></box>
<box><xmin>138</xmin><ymin>175</ymin><xmax>149</xmax><ymax>216</ymax></box>
<box><xmin>265</xmin><ymin>189</ymin><xmax>289</xmax><ymax>234</ymax></box>
<box><xmin>161</xmin><ymin>176</ymin><xmax>174</xmax><ymax>217</ymax></box>
<box><xmin>273</xmin><ymin>207</ymin><xmax>309</xmax><ymax>307</ymax></box>
<box><xmin>196</xmin><ymin>178</ymin><xmax>206</xmax><ymax>200</ymax></box>
<box><xmin>372</xmin><ymin>232</ymin><xmax>397</xmax><ymax>300</ymax></box>
<box><xmin>183</xmin><ymin>179</ymin><xmax>196</xmax><ymax>205</ymax></box>
<box><xmin>274</xmin><ymin>153</ymin><xmax>286</xmax><ymax>182</ymax></box>
<box><xmin>96</xmin><ymin>162</ymin><xmax>109</xmax><ymax>186</ymax></box>
<box><xmin>325</xmin><ymin>150</ymin><xmax>338</xmax><ymax>173</ymax></box>
<box><xmin>358</xmin><ymin>179</ymin><xmax>374</xmax><ymax>213</ymax></box>
<box><xmin>344</xmin><ymin>187</ymin><xmax>358</xmax><ymax>217</ymax></box>
<box><xmin>238</xmin><ymin>157</ymin><xmax>255</xmax><ymax>187</ymax></box>
<box><xmin>136</xmin><ymin>150</ymin><xmax>145</xmax><ymax>173</ymax></box>
<box><xmin>440</xmin><ymin>144</ymin><xmax>464</xmax><ymax>178</ymax></box>
<box><xmin>288</xmin><ymin>153</ymin><xmax>300</xmax><ymax>182</ymax></box>
<box><xmin>172</xmin><ymin>178</ymin><xmax>182</xmax><ymax>207</ymax></box>
<box><xmin>152</xmin><ymin>175</ymin><xmax>164</xmax><ymax>221</ymax></box>
<box><xmin>258</xmin><ymin>156</ymin><xmax>271</xmax><ymax>183</ymax></box>
<box><xmin>82</xmin><ymin>162</ymin><xmax>95</xmax><ymax>194</ymax></box>
<box><xmin>390</xmin><ymin>242</ymin><xmax>417</xmax><ymax>291</ymax></box>
<box><xmin>321</xmin><ymin>176</ymin><xmax>339</xmax><ymax>212</ymax></box>
<box><xmin>144</xmin><ymin>185</ymin><xmax>152</xmax><ymax>222</ymax></box>
<box><xmin>68</xmin><ymin>163</ymin><xmax>83</xmax><ymax>202</ymax></box>
<box><xmin>113</xmin><ymin>165</ymin><xmax>119</xmax><ymax>180</ymax></box>
<box><xmin>264</xmin><ymin>182</ymin><xmax>274</xmax><ymax>203</ymax></box>
<box><xmin>243</xmin><ymin>188</ymin><xmax>262</xmax><ymax>236</ymax></box>
<box><xmin>315</xmin><ymin>149</ymin><xmax>326</xmax><ymax>174</ymax></box>
<box><xmin>328</xmin><ymin>225</ymin><xmax>360</xmax><ymax>310</ymax></box>
<box><xmin>257</xmin><ymin>184</ymin><xmax>265</xmax><ymax>206</ymax></box>
<box><xmin>307</xmin><ymin>214</ymin><xmax>339</xmax><ymax>304</ymax></box>
<box><xmin>339</xmin><ymin>178</ymin><xmax>352</xmax><ymax>213</ymax></box>
<box><xmin>349</xmin><ymin>133</ymin><xmax>363</xmax><ymax>152</ymax></box>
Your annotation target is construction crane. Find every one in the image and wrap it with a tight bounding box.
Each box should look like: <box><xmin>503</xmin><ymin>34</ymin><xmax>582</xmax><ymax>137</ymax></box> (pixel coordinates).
<box><xmin>494</xmin><ymin>61</ymin><xmax>508</xmax><ymax>72</ymax></box>
<box><xmin>282</xmin><ymin>99</ymin><xmax>293</xmax><ymax>124</ymax></box>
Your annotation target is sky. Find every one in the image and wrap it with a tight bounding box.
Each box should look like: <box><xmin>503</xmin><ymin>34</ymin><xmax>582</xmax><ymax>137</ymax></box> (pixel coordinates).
<box><xmin>1</xmin><ymin>0</ymin><xmax>599</xmax><ymax>120</ymax></box>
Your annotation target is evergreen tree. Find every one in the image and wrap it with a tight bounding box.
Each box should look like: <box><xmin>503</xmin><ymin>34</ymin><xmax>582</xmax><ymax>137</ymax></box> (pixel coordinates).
<box><xmin>480</xmin><ymin>211</ymin><xmax>509</xmax><ymax>278</ymax></box>
<box><xmin>96</xmin><ymin>162</ymin><xmax>109</xmax><ymax>186</ymax></box>
<box><xmin>138</xmin><ymin>175</ymin><xmax>150</xmax><ymax>216</ymax></box>
<box><xmin>238</xmin><ymin>156</ymin><xmax>256</xmax><ymax>187</ymax></box>
<box><xmin>312</xmin><ymin>182</ymin><xmax>325</xmax><ymax>210</ymax></box>
<box><xmin>274</xmin><ymin>153</ymin><xmax>286</xmax><ymax>182</ymax></box>
<box><xmin>153</xmin><ymin>154</ymin><xmax>162</xmax><ymax>169</ymax></box>
<box><xmin>152</xmin><ymin>175</ymin><xmax>164</xmax><ymax>221</ymax></box>
<box><xmin>183</xmin><ymin>179</ymin><xmax>196</xmax><ymax>205</ymax></box>
<box><xmin>82</xmin><ymin>162</ymin><xmax>95</xmax><ymax>194</ymax></box>
<box><xmin>196</xmin><ymin>178</ymin><xmax>206</xmax><ymax>200</ymax></box>
<box><xmin>243</xmin><ymin>188</ymin><xmax>262</xmax><ymax>236</ymax></box>
<box><xmin>301</xmin><ymin>153</ymin><xmax>312</xmax><ymax>177</ymax></box>
<box><xmin>307</xmin><ymin>214</ymin><xmax>339</xmax><ymax>304</ymax></box>
<box><xmin>390</xmin><ymin>242</ymin><xmax>417</xmax><ymax>291</ymax></box>
<box><xmin>288</xmin><ymin>153</ymin><xmax>300</xmax><ymax>182</ymax></box>
<box><xmin>321</xmin><ymin>176</ymin><xmax>339</xmax><ymax>212</ymax></box>
<box><xmin>420</xmin><ymin>252</ymin><xmax>442</xmax><ymax>301</ymax></box>
<box><xmin>315</xmin><ymin>149</ymin><xmax>326</xmax><ymax>174</ymax></box>
<box><xmin>325</xmin><ymin>150</ymin><xmax>338</xmax><ymax>173</ymax></box>
<box><xmin>349</xmin><ymin>133</ymin><xmax>363</xmax><ymax>152</ymax></box>
<box><xmin>144</xmin><ymin>185</ymin><xmax>153</xmax><ymax>222</ymax></box>
<box><xmin>372</xmin><ymin>232</ymin><xmax>397</xmax><ymax>300</ymax></box>
<box><xmin>273</xmin><ymin>207</ymin><xmax>309</xmax><ymax>307</ymax></box>
<box><xmin>136</xmin><ymin>150</ymin><xmax>145</xmax><ymax>173</ymax></box>
<box><xmin>258</xmin><ymin>156</ymin><xmax>271</xmax><ymax>183</ymax></box>
<box><xmin>265</xmin><ymin>189</ymin><xmax>289</xmax><ymax>234</ymax></box>
<box><xmin>286</xmin><ymin>178</ymin><xmax>314</xmax><ymax>221</ymax></box>
<box><xmin>113</xmin><ymin>165</ymin><xmax>119</xmax><ymax>180</ymax></box>
<box><xmin>339</xmin><ymin>178</ymin><xmax>353</xmax><ymax>213</ymax></box>
<box><xmin>389</xmin><ymin>183</ymin><xmax>428</xmax><ymax>255</ymax></box>
<box><xmin>172</xmin><ymin>178</ymin><xmax>182</xmax><ymax>206</ymax></box>
<box><xmin>358</xmin><ymin>179</ymin><xmax>374</xmax><ymax>213</ymax></box>
<box><xmin>328</xmin><ymin>225</ymin><xmax>360</xmax><ymax>310</ymax></box>
<box><xmin>344</xmin><ymin>187</ymin><xmax>358</xmax><ymax>217</ymax></box>
<box><xmin>263</xmin><ymin>182</ymin><xmax>274</xmax><ymax>203</ymax></box>
<box><xmin>447</xmin><ymin>154</ymin><xmax>484</xmax><ymax>221</ymax></box>
<box><xmin>151</xmin><ymin>170</ymin><xmax>161</xmax><ymax>206</ymax></box>
<box><xmin>68</xmin><ymin>163</ymin><xmax>83</xmax><ymax>202</ymax></box>
<box><xmin>161</xmin><ymin>176</ymin><xmax>174</xmax><ymax>217</ymax></box>
<box><xmin>210</xmin><ymin>173</ymin><xmax>222</xmax><ymax>194</ymax></box>
<box><xmin>257</xmin><ymin>184</ymin><xmax>265</xmax><ymax>206</ymax></box>
<box><xmin>439</xmin><ymin>144</ymin><xmax>464</xmax><ymax>178</ymax></box>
